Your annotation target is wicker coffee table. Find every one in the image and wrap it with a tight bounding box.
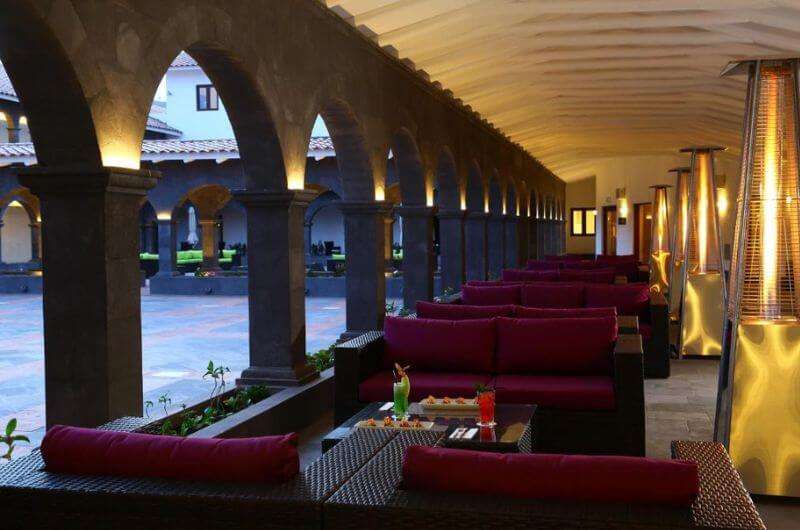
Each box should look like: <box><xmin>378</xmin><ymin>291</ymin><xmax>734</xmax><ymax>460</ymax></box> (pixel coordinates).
<box><xmin>323</xmin><ymin>401</ymin><xmax>535</xmax><ymax>453</ymax></box>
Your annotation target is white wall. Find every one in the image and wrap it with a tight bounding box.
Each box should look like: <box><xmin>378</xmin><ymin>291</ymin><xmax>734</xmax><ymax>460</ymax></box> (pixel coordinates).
<box><xmin>565</xmin><ymin>176</ymin><xmax>596</xmax><ymax>254</ymax></box>
<box><xmin>590</xmin><ymin>154</ymin><xmax>740</xmax><ymax>258</ymax></box>
<box><xmin>1</xmin><ymin>205</ymin><xmax>32</xmax><ymax>263</ymax></box>
<box><xmin>165</xmin><ymin>68</ymin><xmax>234</xmax><ymax>140</ymax></box>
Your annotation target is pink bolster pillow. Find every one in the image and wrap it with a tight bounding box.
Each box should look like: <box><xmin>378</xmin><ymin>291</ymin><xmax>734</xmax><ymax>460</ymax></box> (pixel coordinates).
<box><xmin>416</xmin><ymin>301</ymin><xmax>515</xmax><ymax>320</ymax></box>
<box><xmin>402</xmin><ymin>446</ymin><xmax>699</xmax><ymax>506</ymax></box>
<box><xmin>501</xmin><ymin>269</ymin><xmax>559</xmax><ymax>282</ymax></box>
<box><xmin>41</xmin><ymin>425</ymin><xmax>299</xmax><ymax>484</ymax></box>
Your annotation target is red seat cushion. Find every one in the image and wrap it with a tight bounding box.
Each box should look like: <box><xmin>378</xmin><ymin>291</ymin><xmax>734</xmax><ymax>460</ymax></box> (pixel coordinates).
<box><xmin>639</xmin><ymin>323</ymin><xmax>653</xmax><ymax>342</ymax></box>
<box><xmin>562</xmin><ymin>260</ymin><xmax>599</xmax><ymax>270</ymax></box>
<box><xmin>466</xmin><ymin>280</ymin><xmax>522</xmax><ymax>287</ymax></box>
<box><xmin>493</xmin><ymin>374</ymin><xmax>616</xmax><ymax>410</ymax></box>
<box><xmin>495</xmin><ymin>317</ymin><xmax>618</xmax><ymax>375</ymax></box>
<box><xmin>359</xmin><ymin>371</ymin><xmax>492</xmax><ymax>402</ymax></box>
<box><xmin>515</xmin><ymin>306</ymin><xmax>616</xmax><ymax>319</ymax></box>
<box><xmin>41</xmin><ymin>425</ymin><xmax>299</xmax><ymax>483</ymax></box>
<box><xmin>559</xmin><ymin>268</ymin><xmax>616</xmax><ymax>284</ymax></box>
<box><xmin>520</xmin><ymin>282</ymin><xmax>585</xmax><ymax>308</ymax></box>
<box><xmin>462</xmin><ymin>284</ymin><xmax>521</xmax><ymax>306</ymax></box>
<box><xmin>384</xmin><ymin>316</ymin><xmax>495</xmax><ymax>373</ymax></box>
<box><xmin>502</xmin><ymin>269</ymin><xmax>559</xmax><ymax>282</ymax></box>
<box><xmin>402</xmin><ymin>446</ymin><xmax>699</xmax><ymax>506</ymax></box>
<box><xmin>585</xmin><ymin>283</ymin><xmax>651</xmax><ymax>322</ymax></box>
<box><xmin>526</xmin><ymin>260</ymin><xmax>562</xmax><ymax>270</ymax></box>
<box><xmin>416</xmin><ymin>301</ymin><xmax>515</xmax><ymax>320</ymax></box>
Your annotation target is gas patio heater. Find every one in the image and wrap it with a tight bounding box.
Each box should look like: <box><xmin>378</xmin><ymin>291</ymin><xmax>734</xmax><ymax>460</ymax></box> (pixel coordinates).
<box><xmin>649</xmin><ymin>184</ymin><xmax>672</xmax><ymax>295</ymax></box>
<box><xmin>715</xmin><ymin>58</ymin><xmax>800</xmax><ymax>497</ymax></box>
<box><xmin>668</xmin><ymin>167</ymin><xmax>691</xmax><ymax>320</ymax></box>
<box><xmin>677</xmin><ymin>146</ymin><xmax>726</xmax><ymax>358</ymax></box>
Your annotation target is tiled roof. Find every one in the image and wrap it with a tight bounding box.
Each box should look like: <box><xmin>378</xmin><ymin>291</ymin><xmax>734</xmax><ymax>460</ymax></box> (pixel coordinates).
<box><xmin>0</xmin><ymin>137</ymin><xmax>335</xmax><ymax>165</ymax></box>
<box><xmin>0</xmin><ymin>63</ymin><xmax>17</xmax><ymax>100</ymax></box>
<box><xmin>170</xmin><ymin>52</ymin><xmax>199</xmax><ymax>68</ymax></box>
<box><xmin>146</xmin><ymin>115</ymin><xmax>182</xmax><ymax>136</ymax></box>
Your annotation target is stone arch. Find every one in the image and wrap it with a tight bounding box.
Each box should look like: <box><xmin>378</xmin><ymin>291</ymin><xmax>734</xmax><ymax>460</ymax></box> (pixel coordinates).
<box><xmin>181</xmin><ymin>184</ymin><xmax>233</xmax><ymax>221</ymax></box>
<box><xmin>306</xmin><ymin>189</ymin><xmax>344</xmax><ymax>256</ymax></box>
<box><xmin>436</xmin><ymin>147</ymin><xmax>460</xmax><ymax>211</ymax></box>
<box><xmin>466</xmin><ymin>160</ymin><xmax>484</xmax><ymax>212</ymax></box>
<box><xmin>0</xmin><ymin>187</ymin><xmax>39</xmax><ymax>222</ymax></box>
<box><xmin>139</xmin><ymin>8</ymin><xmax>286</xmax><ymax>188</ymax></box>
<box><xmin>315</xmin><ymin>99</ymin><xmax>373</xmax><ymax>201</ymax></box>
<box><xmin>392</xmin><ymin>128</ymin><xmax>426</xmax><ymax>206</ymax></box>
<box><xmin>0</xmin><ymin>1</ymin><xmax>101</xmax><ymax>167</ymax></box>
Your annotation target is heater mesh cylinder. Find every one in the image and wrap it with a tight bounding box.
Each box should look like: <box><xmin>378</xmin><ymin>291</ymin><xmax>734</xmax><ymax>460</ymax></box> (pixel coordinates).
<box><xmin>730</xmin><ymin>62</ymin><xmax>800</xmax><ymax>322</ymax></box>
<box><xmin>687</xmin><ymin>151</ymin><xmax>723</xmax><ymax>274</ymax></box>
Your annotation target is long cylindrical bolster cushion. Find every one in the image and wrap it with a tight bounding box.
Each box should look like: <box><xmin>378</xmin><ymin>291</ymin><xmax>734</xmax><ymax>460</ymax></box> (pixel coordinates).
<box><xmin>41</xmin><ymin>425</ymin><xmax>299</xmax><ymax>484</ymax></box>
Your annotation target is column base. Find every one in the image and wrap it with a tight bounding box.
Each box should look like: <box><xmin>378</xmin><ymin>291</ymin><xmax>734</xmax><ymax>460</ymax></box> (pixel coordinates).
<box><xmin>237</xmin><ymin>364</ymin><xmax>319</xmax><ymax>387</ymax></box>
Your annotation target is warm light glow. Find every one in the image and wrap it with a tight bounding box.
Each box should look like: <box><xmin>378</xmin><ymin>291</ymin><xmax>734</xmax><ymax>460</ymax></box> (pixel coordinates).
<box><xmin>102</xmin><ymin>153</ymin><xmax>140</xmax><ymax>170</ymax></box>
<box><xmin>618</xmin><ymin>197</ymin><xmax>629</xmax><ymax>220</ymax></box>
<box><xmin>18</xmin><ymin>116</ymin><xmax>27</xmax><ymax>126</ymax></box>
<box><xmin>697</xmin><ymin>152</ymin><xmax>710</xmax><ymax>272</ymax></box>
<box><xmin>717</xmin><ymin>186</ymin><xmax>729</xmax><ymax>216</ymax></box>
<box><xmin>287</xmin><ymin>171</ymin><xmax>305</xmax><ymax>190</ymax></box>
<box><xmin>157</xmin><ymin>212</ymin><xmax>171</xmax><ymax>221</ymax></box>
<box><xmin>762</xmin><ymin>82</ymin><xmax>780</xmax><ymax>316</ymax></box>
<box><xmin>374</xmin><ymin>185</ymin><xmax>385</xmax><ymax>201</ymax></box>
<box><xmin>460</xmin><ymin>193</ymin><xmax>467</xmax><ymax>211</ymax></box>
<box><xmin>7</xmin><ymin>200</ymin><xmax>22</xmax><ymax>208</ymax></box>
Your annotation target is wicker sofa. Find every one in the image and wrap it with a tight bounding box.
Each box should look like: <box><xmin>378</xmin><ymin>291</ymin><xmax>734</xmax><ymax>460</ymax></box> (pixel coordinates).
<box><xmin>324</xmin><ymin>431</ymin><xmax>766</xmax><ymax>530</ymax></box>
<box><xmin>335</xmin><ymin>315</ymin><xmax>646</xmax><ymax>456</ymax></box>
<box><xmin>453</xmin><ymin>281</ymin><xmax>670</xmax><ymax>379</ymax></box>
<box><xmin>0</xmin><ymin>417</ymin><xmax>395</xmax><ymax>530</ymax></box>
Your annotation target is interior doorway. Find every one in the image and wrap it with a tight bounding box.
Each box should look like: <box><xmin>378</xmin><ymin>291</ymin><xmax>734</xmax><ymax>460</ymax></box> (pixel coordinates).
<box><xmin>602</xmin><ymin>205</ymin><xmax>617</xmax><ymax>256</ymax></box>
<box><xmin>634</xmin><ymin>202</ymin><xmax>653</xmax><ymax>263</ymax></box>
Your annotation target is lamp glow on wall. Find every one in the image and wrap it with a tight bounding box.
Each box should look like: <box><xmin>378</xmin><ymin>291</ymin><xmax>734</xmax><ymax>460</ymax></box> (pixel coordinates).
<box><xmin>677</xmin><ymin>146</ymin><xmax>726</xmax><ymax>358</ymax></box>
<box><xmin>649</xmin><ymin>184</ymin><xmax>671</xmax><ymax>294</ymax></box>
<box><xmin>715</xmin><ymin>58</ymin><xmax>800</xmax><ymax>498</ymax></box>
<box><xmin>668</xmin><ymin>167</ymin><xmax>691</xmax><ymax>320</ymax></box>
<box><xmin>616</xmin><ymin>188</ymin><xmax>628</xmax><ymax>224</ymax></box>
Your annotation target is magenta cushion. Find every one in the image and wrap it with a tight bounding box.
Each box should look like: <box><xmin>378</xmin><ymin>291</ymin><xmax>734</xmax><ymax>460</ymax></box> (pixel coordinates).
<box><xmin>515</xmin><ymin>306</ymin><xmax>617</xmax><ymax>319</ymax></box>
<box><xmin>562</xmin><ymin>260</ymin><xmax>599</xmax><ymax>270</ymax></box>
<box><xmin>493</xmin><ymin>374</ymin><xmax>616</xmax><ymax>410</ymax></box>
<box><xmin>501</xmin><ymin>269</ymin><xmax>559</xmax><ymax>282</ymax></box>
<box><xmin>402</xmin><ymin>446</ymin><xmax>699</xmax><ymax>506</ymax></box>
<box><xmin>465</xmin><ymin>280</ymin><xmax>521</xmax><ymax>287</ymax></box>
<box><xmin>359</xmin><ymin>371</ymin><xmax>492</xmax><ymax>402</ymax></box>
<box><xmin>416</xmin><ymin>301</ymin><xmax>515</xmax><ymax>320</ymax></box>
<box><xmin>559</xmin><ymin>268</ymin><xmax>616</xmax><ymax>284</ymax></box>
<box><xmin>41</xmin><ymin>425</ymin><xmax>299</xmax><ymax>483</ymax></box>
<box><xmin>495</xmin><ymin>317</ymin><xmax>618</xmax><ymax>375</ymax></box>
<box><xmin>461</xmin><ymin>284</ymin><xmax>521</xmax><ymax>306</ymax></box>
<box><xmin>520</xmin><ymin>282</ymin><xmax>585</xmax><ymax>308</ymax></box>
<box><xmin>525</xmin><ymin>260</ymin><xmax>562</xmax><ymax>271</ymax></box>
<box><xmin>383</xmin><ymin>316</ymin><xmax>496</xmax><ymax>373</ymax></box>
<box><xmin>585</xmin><ymin>283</ymin><xmax>651</xmax><ymax>322</ymax></box>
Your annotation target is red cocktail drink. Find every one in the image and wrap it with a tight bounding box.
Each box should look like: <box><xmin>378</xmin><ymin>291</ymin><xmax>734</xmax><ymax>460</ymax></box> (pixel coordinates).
<box><xmin>476</xmin><ymin>390</ymin><xmax>496</xmax><ymax>427</ymax></box>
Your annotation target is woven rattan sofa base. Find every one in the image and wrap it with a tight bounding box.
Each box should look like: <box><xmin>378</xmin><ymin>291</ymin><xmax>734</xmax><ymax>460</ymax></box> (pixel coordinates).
<box><xmin>0</xmin><ymin>417</ymin><xmax>396</xmax><ymax>529</ymax></box>
<box><xmin>324</xmin><ymin>434</ymin><xmax>766</xmax><ymax>530</ymax></box>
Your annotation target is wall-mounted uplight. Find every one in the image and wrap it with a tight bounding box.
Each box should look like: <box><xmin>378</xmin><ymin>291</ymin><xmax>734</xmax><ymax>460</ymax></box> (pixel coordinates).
<box><xmin>374</xmin><ymin>185</ymin><xmax>385</xmax><ymax>202</ymax></box>
<box><xmin>616</xmin><ymin>188</ymin><xmax>628</xmax><ymax>224</ymax></box>
<box><xmin>156</xmin><ymin>212</ymin><xmax>172</xmax><ymax>221</ymax></box>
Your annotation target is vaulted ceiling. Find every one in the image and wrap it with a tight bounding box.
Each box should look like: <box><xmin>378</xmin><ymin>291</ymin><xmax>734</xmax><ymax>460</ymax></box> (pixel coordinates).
<box><xmin>324</xmin><ymin>0</ymin><xmax>800</xmax><ymax>181</ymax></box>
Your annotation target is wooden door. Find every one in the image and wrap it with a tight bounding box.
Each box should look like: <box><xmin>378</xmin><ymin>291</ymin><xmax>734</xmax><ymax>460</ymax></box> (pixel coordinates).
<box><xmin>603</xmin><ymin>206</ymin><xmax>617</xmax><ymax>256</ymax></box>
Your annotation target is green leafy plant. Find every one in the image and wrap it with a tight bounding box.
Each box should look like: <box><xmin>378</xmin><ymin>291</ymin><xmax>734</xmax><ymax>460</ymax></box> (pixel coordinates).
<box><xmin>398</xmin><ymin>307</ymin><xmax>412</xmax><ymax>317</ymax></box>
<box><xmin>144</xmin><ymin>400</ymin><xmax>154</xmax><ymax>418</ymax></box>
<box><xmin>203</xmin><ymin>361</ymin><xmax>231</xmax><ymax>410</ymax></box>
<box><xmin>2</xmin><ymin>419</ymin><xmax>30</xmax><ymax>460</ymax></box>
<box><xmin>385</xmin><ymin>301</ymin><xmax>397</xmax><ymax>315</ymax></box>
<box><xmin>157</xmin><ymin>392</ymin><xmax>172</xmax><ymax>416</ymax></box>
<box><xmin>307</xmin><ymin>344</ymin><xmax>335</xmax><ymax>372</ymax></box>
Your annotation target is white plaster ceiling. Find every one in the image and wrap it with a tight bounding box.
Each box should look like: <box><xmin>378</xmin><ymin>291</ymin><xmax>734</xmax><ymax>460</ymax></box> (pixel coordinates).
<box><xmin>324</xmin><ymin>0</ymin><xmax>800</xmax><ymax>181</ymax></box>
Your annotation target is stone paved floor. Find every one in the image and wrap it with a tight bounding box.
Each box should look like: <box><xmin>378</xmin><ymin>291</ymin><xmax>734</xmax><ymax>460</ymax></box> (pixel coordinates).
<box><xmin>0</xmin><ymin>292</ymin><xmax>363</xmax><ymax>453</ymax></box>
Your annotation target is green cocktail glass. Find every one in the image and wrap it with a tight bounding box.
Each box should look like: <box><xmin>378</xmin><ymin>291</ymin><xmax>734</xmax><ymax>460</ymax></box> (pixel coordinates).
<box><xmin>393</xmin><ymin>375</ymin><xmax>410</xmax><ymax>419</ymax></box>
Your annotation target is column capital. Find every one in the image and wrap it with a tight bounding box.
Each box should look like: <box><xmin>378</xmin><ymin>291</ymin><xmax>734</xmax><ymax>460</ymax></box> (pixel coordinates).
<box><xmin>437</xmin><ymin>208</ymin><xmax>467</xmax><ymax>220</ymax></box>
<box><xmin>339</xmin><ymin>200</ymin><xmax>392</xmax><ymax>216</ymax></box>
<box><xmin>233</xmin><ymin>188</ymin><xmax>317</xmax><ymax>208</ymax></box>
<box><xmin>466</xmin><ymin>211</ymin><xmax>490</xmax><ymax>220</ymax></box>
<box><xmin>396</xmin><ymin>204</ymin><xmax>435</xmax><ymax>218</ymax></box>
<box><xmin>18</xmin><ymin>166</ymin><xmax>160</xmax><ymax>196</ymax></box>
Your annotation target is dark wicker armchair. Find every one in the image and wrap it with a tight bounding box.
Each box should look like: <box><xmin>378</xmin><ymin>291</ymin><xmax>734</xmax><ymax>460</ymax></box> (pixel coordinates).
<box><xmin>335</xmin><ymin>332</ymin><xmax>645</xmax><ymax>456</ymax></box>
<box><xmin>324</xmin><ymin>432</ymin><xmax>766</xmax><ymax>530</ymax></box>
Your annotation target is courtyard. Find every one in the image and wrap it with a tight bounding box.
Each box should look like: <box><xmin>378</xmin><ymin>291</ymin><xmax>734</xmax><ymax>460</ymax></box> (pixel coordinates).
<box><xmin>0</xmin><ymin>292</ymin><xmax>353</xmax><ymax>453</ymax></box>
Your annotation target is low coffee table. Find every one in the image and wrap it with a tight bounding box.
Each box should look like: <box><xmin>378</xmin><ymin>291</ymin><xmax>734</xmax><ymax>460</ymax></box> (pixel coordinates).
<box><xmin>323</xmin><ymin>402</ymin><xmax>536</xmax><ymax>453</ymax></box>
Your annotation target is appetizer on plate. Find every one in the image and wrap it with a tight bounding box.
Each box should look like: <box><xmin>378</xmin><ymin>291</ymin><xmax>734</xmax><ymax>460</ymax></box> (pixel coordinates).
<box><xmin>425</xmin><ymin>395</ymin><xmax>436</xmax><ymax>405</ymax></box>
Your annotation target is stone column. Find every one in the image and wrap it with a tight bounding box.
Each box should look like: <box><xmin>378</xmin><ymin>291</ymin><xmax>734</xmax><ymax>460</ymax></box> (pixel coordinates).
<box><xmin>235</xmin><ymin>189</ymin><xmax>318</xmax><ymax>386</ymax></box>
<box><xmin>155</xmin><ymin>218</ymin><xmax>177</xmax><ymax>277</ymax></box>
<box><xmin>517</xmin><ymin>215</ymin><xmax>529</xmax><ymax>265</ymax></box>
<box><xmin>383</xmin><ymin>215</ymin><xmax>394</xmax><ymax>269</ymax></box>
<box><xmin>198</xmin><ymin>218</ymin><xmax>220</xmax><ymax>272</ymax></box>
<box><xmin>19</xmin><ymin>166</ymin><xmax>158</xmax><ymax>428</ymax></box>
<box><xmin>398</xmin><ymin>205</ymin><xmax>435</xmax><ymax>310</ymax></box>
<box><xmin>528</xmin><ymin>218</ymin><xmax>538</xmax><ymax>260</ymax></box>
<box><xmin>537</xmin><ymin>219</ymin><xmax>546</xmax><ymax>259</ymax></box>
<box><xmin>437</xmin><ymin>208</ymin><xmax>466</xmax><ymax>293</ymax></box>
<box><xmin>28</xmin><ymin>221</ymin><xmax>41</xmax><ymax>264</ymax></box>
<box><xmin>340</xmin><ymin>201</ymin><xmax>389</xmax><ymax>338</ymax></box>
<box><xmin>5</xmin><ymin>113</ymin><xmax>20</xmax><ymax>143</ymax></box>
<box><xmin>0</xmin><ymin>220</ymin><xmax>4</xmax><ymax>265</ymax></box>
<box><xmin>487</xmin><ymin>214</ymin><xmax>505</xmax><ymax>277</ymax></box>
<box><xmin>504</xmin><ymin>214</ymin><xmax>519</xmax><ymax>268</ymax></box>
<box><xmin>465</xmin><ymin>212</ymin><xmax>489</xmax><ymax>281</ymax></box>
